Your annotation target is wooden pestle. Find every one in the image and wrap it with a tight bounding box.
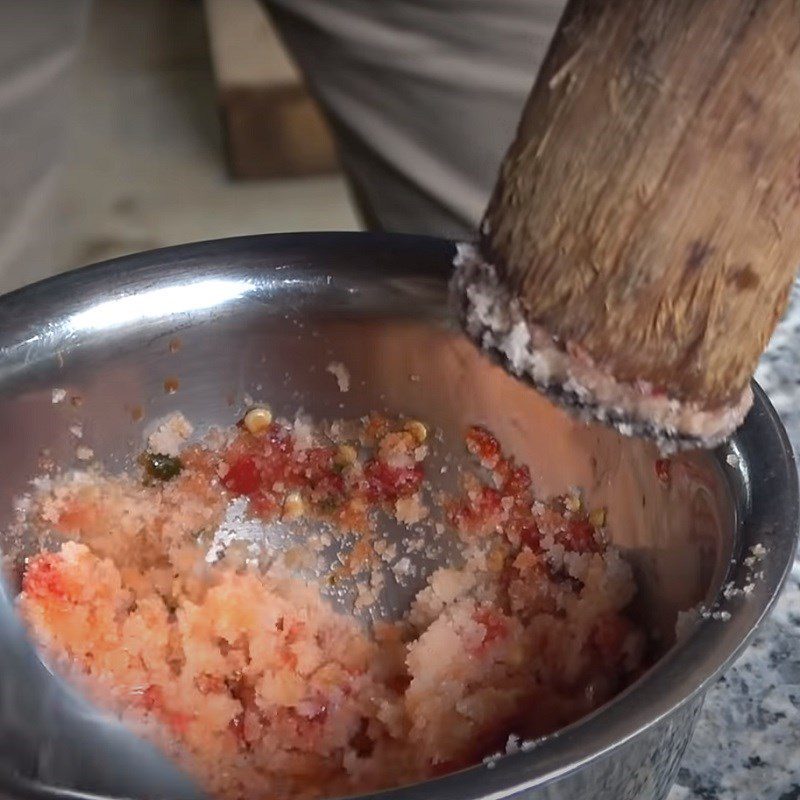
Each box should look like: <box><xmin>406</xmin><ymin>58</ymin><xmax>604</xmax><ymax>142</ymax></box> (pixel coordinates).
<box><xmin>454</xmin><ymin>0</ymin><xmax>800</xmax><ymax>449</ymax></box>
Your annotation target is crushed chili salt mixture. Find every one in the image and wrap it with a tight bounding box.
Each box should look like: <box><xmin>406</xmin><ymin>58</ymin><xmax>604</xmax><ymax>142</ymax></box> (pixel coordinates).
<box><xmin>16</xmin><ymin>411</ymin><xmax>645</xmax><ymax>800</ymax></box>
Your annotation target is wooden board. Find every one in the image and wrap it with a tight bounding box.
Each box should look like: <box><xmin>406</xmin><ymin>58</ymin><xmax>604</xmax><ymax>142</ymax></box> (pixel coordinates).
<box><xmin>204</xmin><ymin>0</ymin><xmax>338</xmax><ymax>179</ymax></box>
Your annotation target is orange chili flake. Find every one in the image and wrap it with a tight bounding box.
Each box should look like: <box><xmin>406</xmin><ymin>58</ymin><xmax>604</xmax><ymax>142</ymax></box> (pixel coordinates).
<box><xmin>655</xmin><ymin>458</ymin><xmax>671</xmax><ymax>486</ymax></box>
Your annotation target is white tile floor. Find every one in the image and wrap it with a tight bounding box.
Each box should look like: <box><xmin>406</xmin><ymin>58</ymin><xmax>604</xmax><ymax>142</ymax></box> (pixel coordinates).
<box><xmin>57</xmin><ymin>0</ymin><xmax>360</xmax><ymax>269</ymax></box>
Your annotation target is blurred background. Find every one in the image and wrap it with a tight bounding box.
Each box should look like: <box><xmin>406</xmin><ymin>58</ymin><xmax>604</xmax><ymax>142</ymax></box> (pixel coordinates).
<box><xmin>3</xmin><ymin>0</ymin><xmax>552</xmax><ymax>295</ymax></box>
<box><xmin>54</xmin><ymin>0</ymin><xmax>360</xmax><ymax>273</ymax></box>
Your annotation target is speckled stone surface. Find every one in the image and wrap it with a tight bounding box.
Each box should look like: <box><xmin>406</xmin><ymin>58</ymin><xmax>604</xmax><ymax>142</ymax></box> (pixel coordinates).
<box><xmin>668</xmin><ymin>285</ymin><xmax>800</xmax><ymax>800</ymax></box>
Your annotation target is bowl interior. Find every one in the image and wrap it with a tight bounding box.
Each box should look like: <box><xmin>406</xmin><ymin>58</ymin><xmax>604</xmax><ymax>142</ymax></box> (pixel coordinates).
<box><xmin>0</xmin><ymin>240</ymin><xmax>733</xmax><ymax>649</ymax></box>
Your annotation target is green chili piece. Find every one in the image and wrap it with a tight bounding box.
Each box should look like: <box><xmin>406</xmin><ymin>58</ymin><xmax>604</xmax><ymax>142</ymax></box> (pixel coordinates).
<box><xmin>143</xmin><ymin>452</ymin><xmax>183</xmax><ymax>481</ymax></box>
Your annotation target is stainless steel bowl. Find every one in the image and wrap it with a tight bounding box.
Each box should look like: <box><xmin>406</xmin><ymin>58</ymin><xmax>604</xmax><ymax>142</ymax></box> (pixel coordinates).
<box><xmin>0</xmin><ymin>233</ymin><xmax>796</xmax><ymax>800</ymax></box>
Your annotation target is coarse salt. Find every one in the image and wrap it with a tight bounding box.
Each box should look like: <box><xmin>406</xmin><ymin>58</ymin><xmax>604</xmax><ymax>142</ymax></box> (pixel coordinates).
<box><xmin>75</xmin><ymin>446</ymin><xmax>94</xmax><ymax>461</ymax></box>
<box><xmin>147</xmin><ymin>413</ymin><xmax>193</xmax><ymax>457</ymax></box>
<box><xmin>326</xmin><ymin>362</ymin><xmax>351</xmax><ymax>393</ymax></box>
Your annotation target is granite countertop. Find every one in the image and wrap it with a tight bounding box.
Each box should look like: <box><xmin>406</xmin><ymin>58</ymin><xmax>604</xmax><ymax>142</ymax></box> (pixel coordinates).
<box><xmin>669</xmin><ymin>285</ymin><xmax>800</xmax><ymax>800</ymax></box>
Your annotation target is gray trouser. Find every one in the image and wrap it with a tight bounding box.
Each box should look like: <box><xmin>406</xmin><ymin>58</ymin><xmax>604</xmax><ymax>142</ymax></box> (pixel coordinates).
<box><xmin>265</xmin><ymin>1</ymin><xmax>564</xmax><ymax>237</ymax></box>
<box><xmin>0</xmin><ymin>0</ymin><xmax>564</xmax><ymax>294</ymax></box>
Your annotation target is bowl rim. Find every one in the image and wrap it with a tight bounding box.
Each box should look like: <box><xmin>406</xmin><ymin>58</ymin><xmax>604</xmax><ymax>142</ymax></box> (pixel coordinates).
<box><xmin>0</xmin><ymin>232</ymin><xmax>797</xmax><ymax>800</ymax></box>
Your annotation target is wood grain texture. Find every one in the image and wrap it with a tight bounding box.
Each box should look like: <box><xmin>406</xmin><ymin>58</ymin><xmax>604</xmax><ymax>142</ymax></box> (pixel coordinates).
<box><xmin>219</xmin><ymin>85</ymin><xmax>339</xmax><ymax>179</ymax></box>
<box><xmin>482</xmin><ymin>0</ymin><xmax>800</xmax><ymax>408</ymax></box>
